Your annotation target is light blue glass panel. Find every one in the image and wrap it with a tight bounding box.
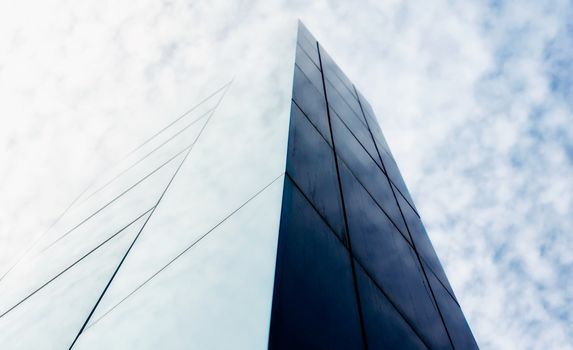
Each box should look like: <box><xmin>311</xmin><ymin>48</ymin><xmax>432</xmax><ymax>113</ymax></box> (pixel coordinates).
<box><xmin>81</xmin><ymin>53</ymin><xmax>294</xmax><ymax>327</ymax></box>
<box><xmin>0</xmin><ymin>212</ymin><xmax>148</xmax><ymax>349</ymax></box>
<box><xmin>74</xmin><ymin>113</ymin><xmax>210</xmax><ymax>210</ymax></box>
<box><xmin>0</xmin><ymin>155</ymin><xmax>182</xmax><ymax>313</ymax></box>
<box><xmin>31</xmin><ymin>116</ymin><xmax>208</xmax><ymax>251</ymax></box>
<box><xmin>1</xmin><ymin>19</ymin><xmax>296</xmax><ymax>349</ymax></box>
<box><xmin>74</xmin><ymin>176</ymin><xmax>285</xmax><ymax>349</ymax></box>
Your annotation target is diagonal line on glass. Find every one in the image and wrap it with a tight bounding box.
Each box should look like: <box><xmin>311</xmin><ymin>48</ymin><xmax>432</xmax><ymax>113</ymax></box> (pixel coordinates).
<box><xmin>316</xmin><ymin>43</ymin><xmax>368</xmax><ymax>349</ymax></box>
<box><xmin>0</xmin><ymin>207</ymin><xmax>155</xmax><ymax>319</ymax></box>
<box><xmin>79</xmin><ymin>107</ymin><xmax>214</xmax><ymax>205</ymax></box>
<box><xmin>75</xmin><ymin>80</ymin><xmax>231</xmax><ymax>205</ymax></box>
<box><xmin>285</xmin><ymin>173</ymin><xmax>433</xmax><ymax>350</ymax></box>
<box><xmin>0</xmin><ymin>81</ymin><xmax>232</xmax><ymax>285</ymax></box>
<box><xmin>83</xmin><ymin>172</ymin><xmax>285</xmax><ymax>332</ymax></box>
<box><xmin>37</xmin><ymin>141</ymin><xmax>201</xmax><ymax>255</ymax></box>
<box><xmin>123</xmin><ymin>80</ymin><xmax>232</xmax><ymax>158</ymax></box>
<box><xmin>352</xmin><ymin>83</ymin><xmax>454</xmax><ymax>348</ymax></box>
<box><xmin>68</xmin><ymin>81</ymin><xmax>232</xmax><ymax>350</ymax></box>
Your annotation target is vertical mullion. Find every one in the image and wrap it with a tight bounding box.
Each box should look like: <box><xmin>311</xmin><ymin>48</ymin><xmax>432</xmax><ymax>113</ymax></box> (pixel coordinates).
<box><xmin>317</xmin><ymin>43</ymin><xmax>368</xmax><ymax>350</ymax></box>
<box><xmin>353</xmin><ymin>86</ymin><xmax>456</xmax><ymax>349</ymax></box>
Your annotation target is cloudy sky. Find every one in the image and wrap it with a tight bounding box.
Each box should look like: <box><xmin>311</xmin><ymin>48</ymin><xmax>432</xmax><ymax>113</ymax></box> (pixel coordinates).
<box><xmin>0</xmin><ymin>0</ymin><xmax>572</xmax><ymax>349</ymax></box>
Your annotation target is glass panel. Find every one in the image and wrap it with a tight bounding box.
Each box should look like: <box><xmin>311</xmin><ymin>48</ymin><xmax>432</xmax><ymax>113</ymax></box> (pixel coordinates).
<box><xmin>286</xmin><ymin>101</ymin><xmax>346</xmax><ymax>240</ymax></box>
<box><xmin>26</xmin><ymin>152</ymin><xmax>184</xmax><ymax>256</ymax></box>
<box><xmin>328</xmin><ymin>99</ymin><xmax>382</xmax><ymax>169</ymax></box>
<box><xmin>423</xmin><ymin>257</ymin><xmax>458</xmax><ymax>303</ymax></box>
<box><xmin>292</xmin><ymin>65</ymin><xmax>331</xmax><ymax>145</ymax></box>
<box><xmin>80</xmin><ymin>92</ymin><xmax>219</xmax><ymax>202</ymax></box>
<box><xmin>75</xmin><ymin>115</ymin><xmax>210</xmax><ymax>212</ymax></box>
<box><xmin>317</xmin><ymin>44</ymin><xmax>358</xmax><ymax>104</ymax></box>
<box><xmin>296</xmin><ymin>22</ymin><xmax>320</xmax><ymax>67</ymax></box>
<box><xmin>355</xmin><ymin>88</ymin><xmax>394</xmax><ymax>158</ymax></box>
<box><xmin>323</xmin><ymin>77</ymin><xmax>362</xmax><ymax>126</ymax></box>
<box><xmin>324</xmin><ymin>75</ymin><xmax>369</xmax><ymax>133</ymax></box>
<box><xmin>0</xmin><ymin>19</ymin><xmax>297</xmax><ymax>349</ymax></box>
<box><xmin>324</xmin><ymin>72</ymin><xmax>362</xmax><ymax>118</ymax></box>
<box><xmin>74</xmin><ymin>52</ymin><xmax>293</xmax><ymax>323</ymax></box>
<box><xmin>268</xmin><ymin>178</ymin><xmax>363</xmax><ymax>349</ymax></box>
<box><xmin>338</xmin><ymin>162</ymin><xmax>452</xmax><ymax>350</ymax></box>
<box><xmin>0</xmin><ymin>155</ymin><xmax>182</xmax><ymax>312</ymax></box>
<box><xmin>332</xmin><ymin>115</ymin><xmax>408</xmax><ymax>238</ymax></box>
<box><xmin>428</xmin><ymin>272</ymin><xmax>479</xmax><ymax>349</ymax></box>
<box><xmin>381</xmin><ymin>151</ymin><xmax>417</xmax><ymax>211</ymax></box>
<box><xmin>397</xmin><ymin>192</ymin><xmax>454</xmax><ymax>299</ymax></box>
<box><xmin>74</xmin><ymin>175</ymin><xmax>285</xmax><ymax>349</ymax></box>
<box><xmin>295</xmin><ymin>44</ymin><xmax>322</xmax><ymax>92</ymax></box>
<box><xmin>355</xmin><ymin>262</ymin><xmax>428</xmax><ymax>350</ymax></box>
<box><xmin>0</xmin><ymin>211</ymin><xmax>147</xmax><ymax>349</ymax></box>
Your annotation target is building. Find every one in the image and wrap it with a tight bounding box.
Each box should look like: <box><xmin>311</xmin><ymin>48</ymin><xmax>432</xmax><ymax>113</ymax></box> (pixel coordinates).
<box><xmin>0</xmin><ymin>21</ymin><xmax>477</xmax><ymax>349</ymax></box>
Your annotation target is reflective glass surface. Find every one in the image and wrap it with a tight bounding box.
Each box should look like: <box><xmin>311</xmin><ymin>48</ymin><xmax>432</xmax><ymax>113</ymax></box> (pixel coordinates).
<box><xmin>355</xmin><ymin>262</ymin><xmax>428</xmax><ymax>350</ymax></box>
<box><xmin>292</xmin><ymin>65</ymin><xmax>331</xmax><ymax>145</ymax></box>
<box><xmin>269</xmin><ymin>21</ymin><xmax>477</xmax><ymax>350</ymax></box>
<box><xmin>339</xmin><ymin>161</ymin><xmax>452</xmax><ymax>349</ymax></box>
<box><xmin>381</xmin><ymin>151</ymin><xmax>417</xmax><ymax>211</ymax></box>
<box><xmin>331</xmin><ymin>113</ymin><xmax>408</xmax><ymax>238</ymax></box>
<box><xmin>1</xmin><ymin>20</ymin><xmax>478</xmax><ymax>349</ymax></box>
<box><xmin>285</xmin><ymin>101</ymin><xmax>346</xmax><ymax>240</ymax></box>
<box><xmin>295</xmin><ymin>44</ymin><xmax>323</xmax><ymax>92</ymax></box>
<box><xmin>328</xmin><ymin>95</ymin><xmax>381</xmax><ymax>168</ymax></box>
<box><xmin>296</xmin><ymin>21</ymin><xmax>320</xmax><ymax>68</ymax></box>
<box><xmin>428</xmin><ymin>272</ymin><xmax>479</xmax><ymax>350</ymax></box>
<box><xmin>1</xmin><ymin>18</ymin><xmax>297</xmax><ymax>349</ymax></box>
<box><xmin>75</xmin><ymin>176</ymin><xmax>285</xmax><ymax>349</ymax></box>
<box><xmin>355</xmin><ymin>88</ymin><xmax>394</xmax><ymax>158</ymax></box>
<box><xmin>0</xmin><ymin>213</ymin><xmax>147</xmax><ymax>349</ymax></box>
<box><xmin>397</xmin><ymin>190</ymin><xmax>453</xmax><ymax>296</ymax></box>
<box><xmin>0</xmin><ymin>156</ymin><xmax>182</xmax><ymax>314</ymax></box>
<box><xmin>269</xmin><ymin>178</ymin><xmax>364</xmax><ymax>350</ymax></box>
<box><xmin>423</xmin><ymin>257</ymin><xmax>458</xmax><ymax>303</ymax></box>
<box><xmin>317</xmin><ymin>44</ymin><xmax>359</xmax><ymax>108</ymax></box>
<box><xmin>78</xmin><ymin>45</ymin><xmax>294</xmax><ymax>333</ymax></box>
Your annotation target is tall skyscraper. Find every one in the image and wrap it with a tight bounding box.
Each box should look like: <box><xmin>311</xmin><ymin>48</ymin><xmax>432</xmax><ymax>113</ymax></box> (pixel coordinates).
<box><xmin>0</xmin><ymin>21</ymin><xmax>477</xmax><ymax>349</ymax></box>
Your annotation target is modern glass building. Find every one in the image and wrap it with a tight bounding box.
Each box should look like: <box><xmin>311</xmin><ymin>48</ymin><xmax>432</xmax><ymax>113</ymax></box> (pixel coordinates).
<box><xmin>0</xmin><ymin>21</ymin><xmax>477</xmax><ymax>349</ymax></box>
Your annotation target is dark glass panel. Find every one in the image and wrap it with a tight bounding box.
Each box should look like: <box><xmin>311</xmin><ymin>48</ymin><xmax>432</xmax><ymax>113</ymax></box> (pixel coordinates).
<box><xmin>321</xmin><ymin>65</ymin><xmax>363</xmax><ymax>120</ymax></box>
<box><xmin>295</xmin><ymin>44</ymin><xmax>322</xmax><ymax>92</ymax></box>
<box><xmin>292</xmin><ymin>66</ymin><xmax>332</xmax><ymax>145</ymax></box>
<box><xmin>380</xmin><ymin>150</ymin><xmax>417</xmax><ymax>211</ymax></box>
<box><xmin>355</xmin><ymin>89</ymin><xmax>394</xmax><ymax>159</ymax></box>
<box><xmin>428</xmin><ymin>272</ymin><xmax>479</xmax><ymax>349</ymax></box>
<box><xmin>397</xmin><ymin>191</ymin><xmax>453</xmax><ymax>297</ymax></box>
<box><xmin>422</xmin><ymin>257</ymin><xmax>458</xmax><ymax>304</ymax></box>
<box><xmin>286</xmin><ymin>101</ymin><xmax>345</xmax><ymax>239</ymax></box>
<box><xmin>269</xmin><ymin>178</ymin><xmax>364</xmax><ymax>350</ymax></box>
<box><xmin>332</xmin><ymin>115</ymin><xmax>408</xmax><ymax>238</ymax></box>
<box><xmin>317</xmin><ymin>44</ymin><xmax>358</xmax><ymax>104</ymax></box>
<box><xmin>355</xmin><ymin>262</ymin><xmax>428</xmax><ymax>350</ymax></box>
<box><xmin>339</xmin><ymin>162</ymin><xmax>452</xmax><ymax>350</ymax></box>
<box><xmin>324</xmin><ymin>75</ymin><xmax>368</xmax><ymax>130</ymax></box>
<box><xmin>297</xmin><ymin>23</ymin><xmax>320</xmax><ymax>67</ymax></box>
<box><xmin>328</xmin><ymin>96</ymin><xmax>382</xmax><ymax>169</ymax></box>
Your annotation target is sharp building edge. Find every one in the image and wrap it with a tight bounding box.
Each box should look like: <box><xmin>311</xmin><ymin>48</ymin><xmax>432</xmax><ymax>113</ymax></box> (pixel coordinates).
<box><xmin>268</xmin><ymin>22</ymin><xmax>478</xmax><ymax>350</ymax></box>
<box><xmin>0</xmin><ymin>20</ymin><xmax>477</xmax><ymax>349</ymax></box>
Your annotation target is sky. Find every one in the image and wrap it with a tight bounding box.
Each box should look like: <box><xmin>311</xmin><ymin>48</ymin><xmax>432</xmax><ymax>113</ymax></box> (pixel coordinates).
<box><xmin>0</xmin><ymin>0</ymin><xmax>572</xmax><ymax>349</ymax></box>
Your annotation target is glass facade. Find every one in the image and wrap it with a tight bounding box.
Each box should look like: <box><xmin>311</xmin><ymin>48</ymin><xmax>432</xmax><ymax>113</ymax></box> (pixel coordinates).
<box><xmin>269</xmin><ymin>22</ymin><xmax>478</xmax><ymax>350</ymax></box>
<box><xmin>0</xmin><ymin>20</ymin><xmax>476</xmax><ymax>349</ymax></box>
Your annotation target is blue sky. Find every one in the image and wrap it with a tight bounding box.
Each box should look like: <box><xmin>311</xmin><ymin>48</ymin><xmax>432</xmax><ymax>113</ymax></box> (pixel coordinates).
<box><xmin>0</xmin><ymin>0</ymin><xmax>572</xmax><ymax>348</ymax></box>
